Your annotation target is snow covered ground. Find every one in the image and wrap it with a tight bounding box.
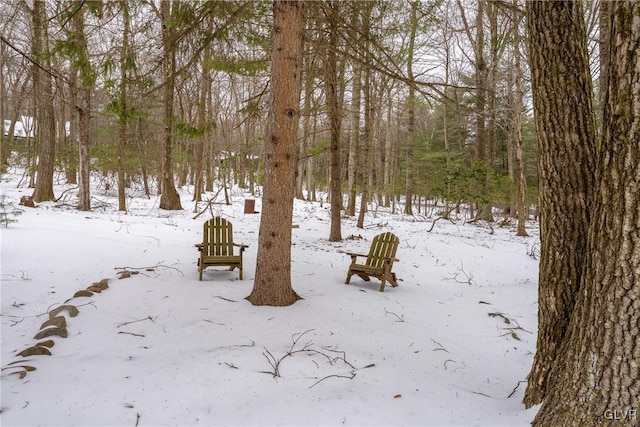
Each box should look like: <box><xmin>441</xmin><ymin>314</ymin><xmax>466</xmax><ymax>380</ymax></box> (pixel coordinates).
<box><xmin>1</xmin><ymin>169</ymin><xmax>540</xmax><ymax>426</ymax></box>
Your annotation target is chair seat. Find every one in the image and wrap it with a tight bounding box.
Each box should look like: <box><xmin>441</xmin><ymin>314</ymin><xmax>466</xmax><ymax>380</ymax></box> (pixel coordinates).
<box><xmin>349</xmin><ymin>263</ymin><xmax>385</xmax><ymax>274</ymax></box>
<box><xmin>201</xmin><ymin>255</ymin><xmax>242</xmax><ymax>265</ymax></box>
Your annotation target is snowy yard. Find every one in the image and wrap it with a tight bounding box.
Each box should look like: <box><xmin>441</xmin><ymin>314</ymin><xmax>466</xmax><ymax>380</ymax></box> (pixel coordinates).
<box><xmin>1</xmin><ymin>171</ymin><xmax>540</xmax><ymax>426</ymax></box>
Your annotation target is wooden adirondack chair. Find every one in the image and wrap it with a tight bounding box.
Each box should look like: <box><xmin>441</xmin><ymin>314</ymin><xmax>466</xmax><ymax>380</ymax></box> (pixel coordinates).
<box><xmin>195</xmin><ymin>217</ymin><xmax>248</xmax><ymax>280</ymax></box>
<box><xmin>345</xmin><ymin>232</ymin><xmax>400</xmax><ymax>292</ymax></box>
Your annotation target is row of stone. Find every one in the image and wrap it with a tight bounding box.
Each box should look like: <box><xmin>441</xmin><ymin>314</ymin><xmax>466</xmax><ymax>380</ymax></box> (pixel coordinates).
<box><xmin>2</xmin><ymin>279</ymin><xmax>110</xmax><ymax>379</ymax></box>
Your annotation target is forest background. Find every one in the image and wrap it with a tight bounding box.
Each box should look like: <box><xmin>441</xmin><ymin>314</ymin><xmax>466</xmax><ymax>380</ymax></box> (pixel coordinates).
<box><xmin>0</xmin><ymin>0</ymin><xmax>547</xmax><ymax>228</ymax></box>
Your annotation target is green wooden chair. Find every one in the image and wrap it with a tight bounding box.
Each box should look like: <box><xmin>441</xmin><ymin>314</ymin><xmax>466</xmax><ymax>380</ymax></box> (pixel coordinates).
<box><xmin>195</xmin><ymin>216</ymin><xmax>248</xmax><ymax>280</ymax></box>
<box><xmin>345</xmin><ymin>232</ymin><xmax>400</xmax><ymax>292</ymax></box>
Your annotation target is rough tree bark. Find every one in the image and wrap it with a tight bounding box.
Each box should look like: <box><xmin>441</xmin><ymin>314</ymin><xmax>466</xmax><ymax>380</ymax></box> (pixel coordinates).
<box><xmin>246</xmin><ymin>0</ymin><xmax>303</xmax><ymax>306</ymax></box>
<box><xmin>31</xmin><ymin>0</ymin><xmax>56</xmax><ymax>202</ymax></box>
<box><xmin>532</xmin><ymin>2</ymin><xmax>640</xmax><ymax>425</ymax></box>
<box><xmin>523</xmin><ymin>0</ymin><xmax>598</xmax><ymax>408</ymax></box>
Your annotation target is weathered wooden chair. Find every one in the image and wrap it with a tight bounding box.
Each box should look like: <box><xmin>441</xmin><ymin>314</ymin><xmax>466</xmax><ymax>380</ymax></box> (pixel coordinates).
<box><xmin>195</xmin><ymin>216</ymin><xmax>248</xmax><ymax>280</ymax></box>
<box><xmin>345</xmin><ymin>232</ymin><xmax>400</xmax><ymax>292</ymax></box>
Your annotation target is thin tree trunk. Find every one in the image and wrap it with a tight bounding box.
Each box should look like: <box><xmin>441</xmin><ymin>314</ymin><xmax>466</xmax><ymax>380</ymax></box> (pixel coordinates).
<box><xmin>0</xmin><ymin>40</ymin><xmax>5</xmax><ymax>173</ymax></box>
<box><xmin>193</xmin><ymin>15</ymin><xmax>212</xmax><ymax>204</ymax></box>
<box><xmin>297</xmin><ymin>51</ymin><xmax>313</xmax><ymax>200</ymax></box>
<box><xmin>512</xmin><ymin>1</ymin><xmax>527</xmax><ymax>237</ymax></box>
<box><xmin>383</xmin><ymin>94</ymin><xmax>393</xmax><ymax>207</ymax></box>
<box><xmin>117</xmin><ymin>0</ymin><xmax>131</xmax><ymax>212</ymax></box>
<box><xmin>442</xmin><ymin>35</ymin><xmax>451</xmax><ymax>218</ymax></box>
<box><xmin>485</xmin><ymin>1</ymin><xmax>498</xmax><ymax>167</ymax></box>
<box><xmin>72</xmin><ymin>1</ymin><xmax>92</xmax><ymax>212</ymax></box>
<box><xmin>356</xmin><ymin>58</ymin><xmax>371</xmax><ymax>229</ymax></box>
<box><xmin>307</xmin><ymin>111</ymin><xmax>317</xmax><ymax>201</ymax></box>
<box><xmin>356</xmin><ymin>1</ymin><xmax>374</xmax><ymax>229</ymax></box>
<box><xmin>404</xmin><ymin>1</ymin><xmax>417</xmax><ymax>216</ymax></box>
<box><xmin>347</xmin><ymin>64</ymin><xmax>361</xmax><ymax>217</ymax></box>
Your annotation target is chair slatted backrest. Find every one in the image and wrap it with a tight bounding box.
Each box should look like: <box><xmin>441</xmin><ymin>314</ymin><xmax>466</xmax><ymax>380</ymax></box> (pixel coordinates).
<box><xmin>203</xmin><ymin>217</ymin><xmax>235</xmax><ymax>257</ymax></box>
<box><xmin>366</xmin><ymin>232</ymin><xmax>399</xmax><ymax>269</ymax></box>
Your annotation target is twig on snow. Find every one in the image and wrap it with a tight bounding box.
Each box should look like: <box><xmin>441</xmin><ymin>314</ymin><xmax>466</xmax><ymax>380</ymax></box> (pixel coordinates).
<box><xmin>427</xmin><ymin>207</ymin><xmax>457</xmax><ymax>232</ymax></box>
<box><xmin>508</xmin><ymin>380</ymin><xmax>528</xmax><ymax>398</ymax></box>
<box><xmin>444</xmin><ymin>261</ymin><xmax>476</xmax><ymax>285</ymax></box>
<box><xmin>115</xmin><ymin>262</ymin><xmax>184</xmax><ymax>277</ymax></box>
<box><xmin>117</xmin><ymin>316</ymin><xmax>155</xmax><ymax>328</ymax></box>
<box><xmin>431</xmin><ymin>339</ymin><xmax>449</xmax><ymax>353</ymax></box>
<box><xmin>309</xmin><ymin>373</ymin><xmax>356</xmax><ymax>389</ymax></box>
<box><xmin>384</xmin><ymin>308</ymin><xmax>406</xmax><ymax>323</ymax></box>
<box><xmin>118</xmin><ymin>331</ymin><xmax>145</xmax><ymax>338</ymax></box>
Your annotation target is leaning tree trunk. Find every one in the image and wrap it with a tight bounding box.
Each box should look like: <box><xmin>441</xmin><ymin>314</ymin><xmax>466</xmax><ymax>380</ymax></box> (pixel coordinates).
<box><xmin>532</xmin><ymin>2</ymin><xmax>640</xmax><ymax>424</ymax></box>
<box><xmin>246</xmin><ymin>0</ymin><xmax>303</xmax><ymax>307</ymax></box>
<box><xmin>523</xmin><ymin>0</ymin><xmax>597</xmax><ymax>407</ymax></box>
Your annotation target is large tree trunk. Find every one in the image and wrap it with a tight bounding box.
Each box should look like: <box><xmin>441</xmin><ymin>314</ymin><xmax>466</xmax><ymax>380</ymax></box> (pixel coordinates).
<box><xmin>532</xmin><ymin>2</ymin><xmax>640</xmax><ymax>424</ymax></box>
<box><xmin>524</xmin><ymin>0</ymin><xmax>597</xmax><ymax>408</ymax></box>
<box><xmin>31</xmin><ymin>0</ymin><xmax>56</xmax><ymax>203</ymax></box>
<box><xmin>158</xmin><ymin>0</ymin><xmax>183</xmax><ymax>211</ymax></box>
<box><xmin>246</xmin><ymin>0</ymin><xmax>303</xmax><ymax>307</ymax></box>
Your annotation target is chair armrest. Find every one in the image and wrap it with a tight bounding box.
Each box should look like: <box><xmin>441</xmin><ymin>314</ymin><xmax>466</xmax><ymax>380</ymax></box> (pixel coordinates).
<box><xmin>234</xmin><ymin>243</ymin><xmax>249</xmax><ymax>254</ymax></box>
<box><xmin>195</xmin><ymin>243</ymin><xmax>204</xmax><ymax>251</ymax></box>
<box><xmin>346</xmin><ymin>252</ymin><xmax>368</xmax><ymax>260</ymax></box>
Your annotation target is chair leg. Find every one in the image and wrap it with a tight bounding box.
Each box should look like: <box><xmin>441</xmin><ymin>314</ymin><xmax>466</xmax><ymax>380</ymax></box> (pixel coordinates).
<box><xmin>345</xmin><ymin>269</ymin><xmax>353</xmax><ymax>284</ymax></box>
<box><xmin>389</xmin><ymin>272</ymin><xmax>398</xmax><ymax>287</ymax></box>
<box><xmin>379</xmin><ymin>277</ymin><xmax>386</xmax><ymax>292</ymax></box>
<box><xmin>239</xmin><ymin>264</ymin><xmax>243</xmax><ymax>280</ymax></box>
